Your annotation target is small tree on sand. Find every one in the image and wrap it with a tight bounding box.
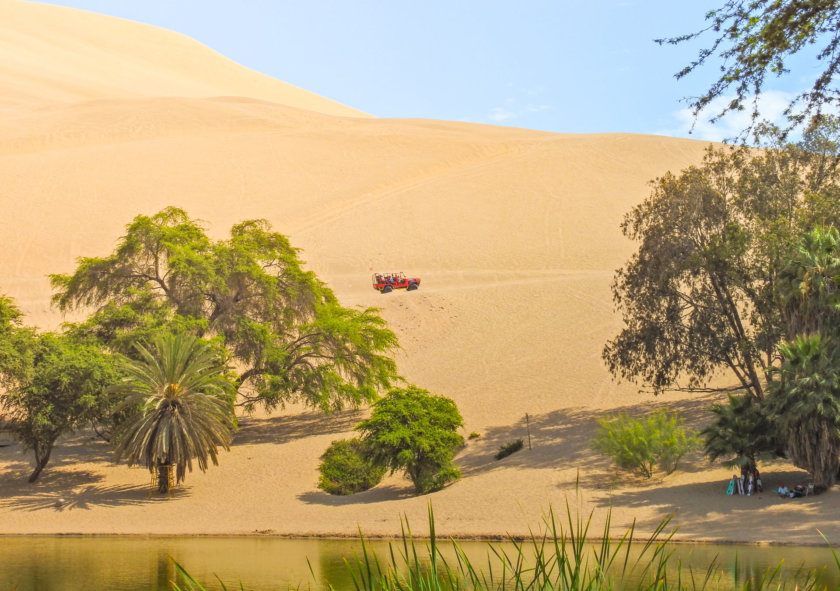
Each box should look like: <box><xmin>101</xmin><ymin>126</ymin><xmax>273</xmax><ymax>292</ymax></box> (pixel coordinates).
<box><xmin>112</xmin><ymin>332</ymin><xmax>236</xmax><ymax>492</ymax></box>
<box><xmin>592</xmin><ymin>410</ymin><xmax>700</xmax><ymax>478</ymax></box>
<box><xmin>317</xmin><ymin>438</ymin><xmax>386</xmax><ymax>495</ymax></box>
<box><xmin>0</xmin><ymin>295</ymin><xmax>120</xmax><ymax>483</ymax></box>
<box><xmin>356</xmin><ymin>386</ymin><xmax>463</xmax><ymax>494</ymax></box>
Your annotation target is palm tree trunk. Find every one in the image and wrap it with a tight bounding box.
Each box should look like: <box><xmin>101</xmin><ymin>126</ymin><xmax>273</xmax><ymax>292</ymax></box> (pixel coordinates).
<box><xmin>157</xmin><ymin>462</ymin><xmax>170</xmax><ymax>493</ymax></box>
<box><xmin>788</xmin><ymin>420</ymin><xmax>840</xmax><ymax>489</ymax></box>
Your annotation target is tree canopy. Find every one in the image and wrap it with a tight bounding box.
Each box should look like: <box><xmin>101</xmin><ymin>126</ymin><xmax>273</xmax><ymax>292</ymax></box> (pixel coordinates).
<box><xmin>51</xmin><ymin>207</ymin><xmax>399</xmax><ymax>413</ymax></box>
<box><xmin>659</xmin><ymin>0</ymin><xmax>840</xmax><ymax>136</ymax></box>
<box><xmin>765</xmin><ymin>226</ymin><xmax>840</xmax><ymax>487</ymax></box>
<box><xmin>701</xmin><ymin>393</ymin><xmax>780</xmax><ymax>474</ymax></box>
<box><xmin>603</xmin><ymin>126</ymin><xmax>840</xmax><ymax>399</ymax></box>
<box><xmin>356</xmin><ymin>386</ymin><xmax>463</xmax><ymax>494</ymax></box>
<box><xmin>0</xmin><ymin>299</ymin><xmax>121</xmax><ymax>482</ymax></box>
<box><xmin>112</xmin><ymin>332</ymin><xmax>237</xmax><ymax>490</ymax></box>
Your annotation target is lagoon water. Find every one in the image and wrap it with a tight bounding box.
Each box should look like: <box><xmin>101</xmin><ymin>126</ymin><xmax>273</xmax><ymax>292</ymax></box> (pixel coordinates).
<box><xmin>2</xmin><ymin>536</ymin><xmax>838</xmax><ymax>590</ymax></box>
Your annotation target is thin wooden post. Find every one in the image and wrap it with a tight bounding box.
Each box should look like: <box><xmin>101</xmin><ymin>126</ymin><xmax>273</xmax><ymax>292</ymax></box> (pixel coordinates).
<box><xmin>526</xmin><ymin>413</ymin><xmax>532</xmax><ymax>450</ymax></box>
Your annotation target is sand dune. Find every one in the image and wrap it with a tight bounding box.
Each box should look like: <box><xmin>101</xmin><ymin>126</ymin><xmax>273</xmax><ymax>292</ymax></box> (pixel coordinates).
<box><xmin>0</xmin><ymin>0</ymin><xmax>366</xmax><ymax>116</ymax></box>
<box><xmin>1</xmin><ymin>0</ymin><xmax>837</xmax><ymax>545</ymax></box>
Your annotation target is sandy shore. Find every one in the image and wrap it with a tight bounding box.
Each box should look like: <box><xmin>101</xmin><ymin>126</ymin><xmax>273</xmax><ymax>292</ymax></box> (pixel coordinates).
<box><xmin>0</xmin><ymin>0</ymin><xmax>837</xmax><ymax>546</ymax></box>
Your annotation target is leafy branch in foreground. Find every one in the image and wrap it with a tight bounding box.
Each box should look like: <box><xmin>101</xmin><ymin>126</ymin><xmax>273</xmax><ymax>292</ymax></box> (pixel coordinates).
<box><xmin>659</xmin><ymin>0</ymin><xmax>840</xmax><ymax>138</ymax></box>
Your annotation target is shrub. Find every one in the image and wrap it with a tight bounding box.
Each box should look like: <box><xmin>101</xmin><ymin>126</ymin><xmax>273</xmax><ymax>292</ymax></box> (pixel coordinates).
<box><xmin>317</xmin><ymin>438</ymin><xmax>386</xmax><ymax>495</ymax></box>
<box><xmin>495</xmin><ymin>439</ymin><xmax>524</xmax><ymax>460</ymax></box>
<box><xmin>468</xmin><ymin>431</ymin><xmax>481</xmax><ymax>440</ymax></box>
<box><xmin>591</xmin><ymin>410</ymin><xmax>700</xmax><ymax>478</ymax></box>
<box><xmin>356</xmin><ymin>385</ymin><xmax>464</xmax><ymax>494</ymax></box>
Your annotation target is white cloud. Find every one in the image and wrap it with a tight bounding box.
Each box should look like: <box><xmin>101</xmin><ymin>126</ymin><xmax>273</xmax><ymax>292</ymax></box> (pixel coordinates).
<box><xmin>487</xmin><ymin>102</ymin><xmax>550</xmax><ymax>123</ymax></box>
<box><xmin>489</xmin><ymin>107</ymin><xmax>518</xmax><ymax>121</ymax></box>
<box><xmin>657</xmin><ymin>91</ymin><xmax>796</xmax><ymax>142</ymax></box>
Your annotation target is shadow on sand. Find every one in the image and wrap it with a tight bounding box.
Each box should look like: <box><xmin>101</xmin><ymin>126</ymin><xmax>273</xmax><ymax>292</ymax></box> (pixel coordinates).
<box><xmin>297</xmin><ymin>395</ymin><xmax>724</xmax><ymax>505</ymax></box>
<box><xmin>0</xmin><ymin>430</ymin><xmax>187</xmax><ymax>512</ymax></box>
<box><xmin>454</xmin><ymin>394</ymin><xmax>719</xmax><ymax>489</ymax></box>
<box><xmin>298</xmin><ymin>484</ymin><xmax>418</xmax><ymax>506</ymax></box>
<box><xmin>233</xmin><ymin>409</ymin><xmax>366</xmax><ymax>446</ymax></box>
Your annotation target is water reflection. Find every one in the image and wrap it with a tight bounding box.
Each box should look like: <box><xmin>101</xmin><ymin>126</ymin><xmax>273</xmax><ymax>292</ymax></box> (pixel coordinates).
<box><xmin>0</xmin><ymin>536</ymin><xmax>837</xmax><ymax>590</ymax></box>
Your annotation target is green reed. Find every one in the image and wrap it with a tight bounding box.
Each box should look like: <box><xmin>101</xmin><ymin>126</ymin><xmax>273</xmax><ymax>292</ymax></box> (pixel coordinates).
<box><xmin>170</xmin><ymin>502</ymin><xmax>832</xmax><ymax>591</ymax></box>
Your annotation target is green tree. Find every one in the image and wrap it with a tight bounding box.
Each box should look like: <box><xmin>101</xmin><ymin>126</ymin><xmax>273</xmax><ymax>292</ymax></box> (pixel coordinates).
<box><xmin>603</xmin><ymin>131</ymin><xmax>840</xmax><ymax>399</ymax></box>
<box><xmin>317</xmin><ymin>438</ymin><xmax>386</xmax><ymax>495</ymax></box>
<box><xmin>767</xmin><ymin>334</ymin><xmax>840</xmax><ymax>488</ymax></box>
<box><xmin>592</xmin><ymin>410</ymin><xmax>700</xmax><ymax>478</ymax></box>
<box><xmin>765</xmin><ymin>226</ymin><xmax>840</xmax><ymax>488</ymax></box>
<box><xmin>51</xmin><ymin>207</ymin><xmax>399</xmax><ymax>413</ymax></box>
<box><xmin>777</xmin><ymin>225</ymin><xmax>840</xmax><ymax>337</ymax></box>
<box><xmin>659</xmin><ymin>0</ymin><xmax>840</xmax><ymax>136</ymax></box>
<box><xmin>0</xmin><ymin>314</ymin><xmax>121</xmax><ymax>482</ymax></box>
<box><xmin>111</xmin><ymin>332</ymin><xmax>236</xmax><ymax>492</ymax></box>
<box><xmin>356</xmin><ymin>386</ymin><xmax>463</xmax><ymax>494</ymax></box>
<box><xmin>701</xmin><ymin>393</ymin><xmax>780</xmax><ymax>474</ymax></box>
<box><xmin>0</xmin><ymin>295</ymin><xmax>30</xmax><ymax>383</ymax></box>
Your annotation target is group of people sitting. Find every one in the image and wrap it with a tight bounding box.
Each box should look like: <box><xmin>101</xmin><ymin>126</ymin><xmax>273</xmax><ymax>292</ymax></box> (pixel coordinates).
<box><xmin>725</xmin><ymin>469</ymin><xmax>812</xmax><ymax>498</ymax></box>
<box><xmin>776</xmin><ymin>483</ymin><xmax>808</xmax><ymax>498</ymax></box>
<box><xmin>726</xmin><ymin>469</ymin><xmax>762</xmax><ymax>496</ymax></box>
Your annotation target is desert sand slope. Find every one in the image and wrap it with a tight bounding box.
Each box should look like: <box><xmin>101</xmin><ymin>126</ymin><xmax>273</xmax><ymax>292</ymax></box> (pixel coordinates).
<box><xmin>1</xmin><ymin>2</ymin><xmax>837</xmax><ymax>546</ymax></box>
<box><xmin>0</xmin><ymin>0</ymin><xmax>367</xmax><ymax>117</ymax></box>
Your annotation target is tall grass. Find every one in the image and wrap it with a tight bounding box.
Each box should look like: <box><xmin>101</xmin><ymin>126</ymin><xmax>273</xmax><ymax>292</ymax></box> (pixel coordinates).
<box><xmin>170</xmin><ymin>503</ymin><xmax>833</xmax><ymax>590</ymax></box>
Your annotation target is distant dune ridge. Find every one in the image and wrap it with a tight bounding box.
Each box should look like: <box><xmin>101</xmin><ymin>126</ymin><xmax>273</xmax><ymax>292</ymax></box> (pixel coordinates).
<box><xmin>0</xmin><ymin>0</ymin><xmax>835</xmax><ymax>544</ymax></box>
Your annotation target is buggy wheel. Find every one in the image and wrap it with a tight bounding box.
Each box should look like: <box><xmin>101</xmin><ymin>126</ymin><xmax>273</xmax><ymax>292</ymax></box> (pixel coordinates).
<box><xmin>381</xmin><ymin>285</ymin><xmax>393</xmax><ymax>294</ymax></box>
<box><xmin>407</xmin><ymin>283</ymin><xmax>418</xmax><ymax>291</ymax></box>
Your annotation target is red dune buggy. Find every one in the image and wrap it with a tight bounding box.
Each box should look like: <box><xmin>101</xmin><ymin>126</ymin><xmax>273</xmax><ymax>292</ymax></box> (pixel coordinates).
<box><xmin>372</xmin><ymin>272</ymin><xmax>420</xmax><ymax>293</ymax></box>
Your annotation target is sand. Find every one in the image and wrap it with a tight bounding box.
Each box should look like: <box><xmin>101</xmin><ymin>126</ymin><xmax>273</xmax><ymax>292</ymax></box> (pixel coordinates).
<box><xmin>1</xmin><ymin>0</ymin><xmax>837</xmax><ymax>545</ymax></box>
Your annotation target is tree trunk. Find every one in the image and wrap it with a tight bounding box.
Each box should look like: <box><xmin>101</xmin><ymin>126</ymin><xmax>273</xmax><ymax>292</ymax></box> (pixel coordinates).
<box><xmin>157</xmin><ymin>463</ymin><xmax>170</xmax><ymax>493</ymax></box>
<box><xmin>28</xmin><ymin>442</ymin><xmax>54</xmax><ymax>483</ymax></box>
<box><xmin>788</xmin><ymin>419</ymin><xmax>840</xmax><ymax>489</ymax></box>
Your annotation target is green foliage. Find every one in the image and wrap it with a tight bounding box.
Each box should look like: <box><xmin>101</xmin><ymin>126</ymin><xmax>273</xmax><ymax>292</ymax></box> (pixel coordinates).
<box><xmin>604</xmin><ymin>132</ymin><xmax>840</xmax><ymax>399</ymax></box>
<box><xmin>766</xmin><ymin>226</ymin><xmax>840</xmax><ymax>488</ymax></box>
<box><xmin>0</xmin><ymin>323</ymin><xmax>121</xmax><ymax>482</ymax></box>
<box><xmin>317</xmin><ymin>438</ymin><xmax>386</xmax><ymax>495</ymax></box>
<box><xmin>174</xmin><ymin>502</ymin><xmax>835</xmax><ymax>590</ymax></box>
<box><xmin>701</xmin><ymin>393</ymin><xmax>781</xmax><ymax>472</ymax></box>
<box><xmin>494</xmin><ymin>438</ymin><xmax>524</xmax><ymax>460</ymax></box>
<box><xmin>767</xmin><ymin>334</ymin><xmax>840</xmax><ymax>488</ymax></box>
<box><xmin>356</xmin><ymin>386</ymin><xmax>464</xmax><ymax>494</ymax></box>
<box><xmin>51</xmin><ymin>207</ymin><xmax>399</xmax><ymax>413</ymax></box>
<box><xmin>592</xmin><ymin>410</ymin><xmax>700</xmax><ymax>478</ymax></box>
<box><xmin>468</xmin><ymin>431</ymin><xmax>480</xmax><ymax>439</ymax></box>
<box><xmin>777</xmin><ymin>225</ymin><xmax>840</xmax><ymax>338</ymax></box>
<box><xmin>659</xmin><ymin>0</ymin><xmax>840</xmax><ymax>137</ymax></box>
<box><xmin>111</xmin><ymin>332</ymin><xmax>237</xmax><ymax>490</ymax></box>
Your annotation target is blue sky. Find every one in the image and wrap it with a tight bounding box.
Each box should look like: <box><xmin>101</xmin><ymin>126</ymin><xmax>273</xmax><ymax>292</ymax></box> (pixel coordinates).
<box><xmin>39</xmin><ymin>1</ymin><xmax>821</xmax><ymax>141</ymax></box>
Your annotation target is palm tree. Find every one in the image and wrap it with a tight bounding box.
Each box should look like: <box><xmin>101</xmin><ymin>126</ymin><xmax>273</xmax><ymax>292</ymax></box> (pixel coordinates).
<box><xmin>767</xmin><ymin>334</ymin><xmax>840</xmax><ymax>489</ymax></box>
<box><xmin>112</xmin><ymin>332</ymin><xmax>236</xmax><ymax>492</ymax></box>
<box><xmin>702</xmin><ymin>393</ymin><xmax>780</xmax><ymax>475</ymax></box>
<box><xmin>770</xmin><ymin>226</ymin><xmax>840</xmax><ymax>489</ymax></box>
<box><xmin>777</xmin><ymin>225</ymin><xmax>840</xmax><ymax>339</ymax></box>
